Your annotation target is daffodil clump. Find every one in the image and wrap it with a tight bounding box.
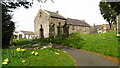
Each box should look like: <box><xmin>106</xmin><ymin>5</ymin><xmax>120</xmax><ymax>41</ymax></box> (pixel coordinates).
<box><xmin>16</xmin><ymin>48</ymin><xmax>26</xmax><ymax>52</ymax></box>
<box><xmin>55</xmin><ymin>52</ymin><xmax>59</xmax><ymax>55</ymax></box>
<box><xmin>2</xmin><ymin>58</ymin><xmax>9</xmax><ymax>65</ymax></box>
<box><xmin>2</xmin><ymin>48</ymin><xmax>40</xmax><ymax>65</ymax></box>
<box><xmin>22</xmin><ymin>60</ymin><xmax>26</xmax><ymax>63</ymax></box>
<box><xmin>31</xmin><ymin>51</ymin><xmax>39</xmax><ymax>55</ymax></box>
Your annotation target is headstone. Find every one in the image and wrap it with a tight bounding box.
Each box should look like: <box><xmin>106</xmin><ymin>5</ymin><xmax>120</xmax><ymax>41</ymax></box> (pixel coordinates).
<box><xmin>49</xmin><ymin>23</ymin><xmax>55</xmax><ymax>38</ymax></box>
<box><xmin>63</xmin><ymin>21</ymin><xmax>69</xmax><ymax>38</ymax></box>
<box><xmin>89</xmin><ymin>23</ymin><xmax>98</xmax><ymax>34</ymax></box>
<box><xmin>19</xmin><ymin>34</ymin><xmax>22</xmax><ymax>39</ymax></box>
<box><xmin>40</xmin><ymin>25</ymin><xmax>44</xmax><ymax>39</ymax></box>
<box><xmin>57</xmin><ymin>22</ymin><xmax>63</xmax><ymax>36</ymax></box>
<box><xmin>117</xmin><ymin>14</ymin><xmax>120</xmax><ymax>36</ymax></box>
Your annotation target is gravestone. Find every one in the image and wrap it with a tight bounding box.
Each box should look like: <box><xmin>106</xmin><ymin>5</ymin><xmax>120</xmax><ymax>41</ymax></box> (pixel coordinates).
<box><xmin>40</xmin><ymin>25</ymin><xmax>44</xmax><ymax>39</ymax></box>
<box><xmin>89</xmin><ymin>23</ymin><xmax>98</xmax><ymax>34</ymax></box>
<box><xmin>19</xmin><ymin>34</ymin><xmax>22</xmax><ymax>39</ymax></box>
<box><xmin>49</xmin><ymin>23</ymin><xmax>55</xmax><ymax>38</ymax></box>
<box><xmin>63</xmin><ymin>21</ymin><xmax>69</xmax><ymax>38</ymax></box>
<box><xmin>57</xmin><ymin>22</ymin><xmax>63</xmax><ymax>36</ymax></box>
<box><xmin>117</xmin><ymin>14</ymin><xmax>120</xmax><ymax>36</ymax></box>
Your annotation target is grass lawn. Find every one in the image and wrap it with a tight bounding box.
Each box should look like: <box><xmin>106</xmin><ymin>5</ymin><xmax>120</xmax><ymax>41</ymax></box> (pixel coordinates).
<box><xmin>37</xmin><ymin>31</ymin><xmax>119</xmax><ymax>59</ymax></box>
<box><xmin>2</xmin><ymin>47</ymin><xmax>75</xmax><ymax>67</ymax></box>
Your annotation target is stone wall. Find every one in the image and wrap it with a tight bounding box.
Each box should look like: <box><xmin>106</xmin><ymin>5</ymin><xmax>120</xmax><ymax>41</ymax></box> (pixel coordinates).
<box><xmin>34</xmin><ymin>9</ymin><xmax>90</xmax><ymax>38</ymax></box>
<box><xmin>69</xmin><ymin>25</ymin><xmax>90</xmax><ymax>34</ymax></box>
<box><xmin>34</xmin><ymin>10</ymin><xmax>66</xmax><ymax>38</ymax></box>
<box><xmin>49</xmin><ymin>18</ymin><xmax>66</xmax><ymax>37</ymax></box>
<box><xmin>34</xmin><ymin>10</ymin><xmax>50</xmax><ymax>38</ymax></box>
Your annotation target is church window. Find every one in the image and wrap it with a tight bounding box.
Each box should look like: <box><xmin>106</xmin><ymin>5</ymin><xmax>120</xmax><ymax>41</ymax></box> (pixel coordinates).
<box><xmin>39</xmin><ymin>12</ymin><xmax>42</xmax><ymax>17</ymax></box>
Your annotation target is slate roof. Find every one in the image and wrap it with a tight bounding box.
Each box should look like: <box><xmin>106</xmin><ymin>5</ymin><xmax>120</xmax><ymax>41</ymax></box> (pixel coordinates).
<box><xmin>67</xmin><ymin>18</ymin><xmax>90</xmax><ymax>27</ymax></box>
<box><xmin>45</xmin><ymin>10</ymin><xmax>67</xmax><ymax>20</ymax></box>
<box><xmin>20</xmin><ymin>30</ymin><xmax>34</xmax><ymax>35</ymax></box>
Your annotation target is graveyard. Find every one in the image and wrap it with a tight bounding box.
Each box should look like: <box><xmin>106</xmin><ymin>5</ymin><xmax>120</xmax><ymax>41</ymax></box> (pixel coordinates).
<box><xmin>2</xmin><ymin>0</ymin><xmax>120</xmax><ymax>67</ymax></box>
<box><xmin>2</xmin><ymin>31</ymin><xmax>119</xmax><ymax>66</ymax></box>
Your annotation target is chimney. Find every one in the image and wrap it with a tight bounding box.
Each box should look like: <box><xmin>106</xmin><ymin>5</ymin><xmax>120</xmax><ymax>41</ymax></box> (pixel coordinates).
<box><xmin>56</xmin><ymin>10</ymin><xmax>59</xmax><ymax>14</ymax></box>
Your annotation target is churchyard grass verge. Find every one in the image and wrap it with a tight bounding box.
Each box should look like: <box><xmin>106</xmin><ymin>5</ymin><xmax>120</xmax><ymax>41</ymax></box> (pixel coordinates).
<box><xmin>2</xmin><ymin>47</ymin><xmax>74</xmax><ymax>66</ymax></box>
<box><xmin>40</xmin><ymin>31</ymin><xmax>119</xmax><ymax>59</ymax></box>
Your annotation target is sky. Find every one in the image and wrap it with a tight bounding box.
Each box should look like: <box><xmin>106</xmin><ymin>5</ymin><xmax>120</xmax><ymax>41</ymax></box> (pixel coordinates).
<box><xmin>12</xmin><ymin>0</ymin><xmax>108</xmax><ymax>32</ymax></box>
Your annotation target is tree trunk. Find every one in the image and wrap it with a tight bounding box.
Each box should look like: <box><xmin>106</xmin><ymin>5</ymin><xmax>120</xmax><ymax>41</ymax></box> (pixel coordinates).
<box><xmin>108</xmin><ymin>22</ymin><xmax>112</xmax><ymax>30</ymax></box>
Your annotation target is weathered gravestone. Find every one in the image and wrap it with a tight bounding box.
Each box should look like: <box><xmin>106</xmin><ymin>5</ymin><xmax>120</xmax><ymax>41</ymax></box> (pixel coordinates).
<box><xmin>57</xmin><ymin>22</ymin><xmax>63</xmax><ymax>37</ymax></box>
<box><xmin>63</xmin><ymin>21</ymin><xmax>69</xmax><ymax>38</ymax></box>
<box><xmin>40</xmin><ymin>25</ymin><xmax>44</xmax><ymax>39</ymax></box>
<box><xmin>117</xmin><ymin>14</ymin><xmax>120</xmax><ymax>36</ymax></box>
<box><xmin>89</xmin><ymin>23</ymin><xmax>98</xmax><ymax>34</ymax></box>
<box><xmin>49</xmin><ymin>23</ymin><xmax>55</xmax><ymax>38</ymax></box>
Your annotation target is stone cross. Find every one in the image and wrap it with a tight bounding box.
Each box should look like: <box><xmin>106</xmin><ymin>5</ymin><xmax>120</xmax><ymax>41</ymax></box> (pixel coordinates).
<box><xmin>40</xmin><ymin>25</ymin><xmax>44</xmax><ymax>39</ymax></box>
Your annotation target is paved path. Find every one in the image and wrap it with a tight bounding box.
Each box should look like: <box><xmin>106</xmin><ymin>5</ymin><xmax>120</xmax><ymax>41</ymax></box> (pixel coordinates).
<box><xmin>53</xmin><ymin>45</ymin><xmax>118</xmax><ymax>66</ymax></box>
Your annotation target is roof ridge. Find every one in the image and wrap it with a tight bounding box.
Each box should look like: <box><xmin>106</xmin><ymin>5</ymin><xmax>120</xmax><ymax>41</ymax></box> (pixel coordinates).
<box><xmin>44</xmin><ymin>10</ymin><xmax>66</xmax><ymax>20</ymax></box>
<box><xmin>67</xmin><ymin>18</ymin><xmax>90</xmax><ymax>27</ymax></box>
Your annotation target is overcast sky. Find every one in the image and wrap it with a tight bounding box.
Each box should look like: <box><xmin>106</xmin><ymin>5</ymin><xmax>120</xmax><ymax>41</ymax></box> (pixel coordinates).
<box><xmin>12</xmin><ymin>0</ymin><xmax>108</xmax><ymax>32</ymax></box>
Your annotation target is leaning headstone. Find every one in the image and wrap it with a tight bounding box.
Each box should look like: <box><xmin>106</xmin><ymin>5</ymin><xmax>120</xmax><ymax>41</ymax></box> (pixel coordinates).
<box><xmin>63</xmin><ymin>21</ymin><xmax>69</xmax><ymax>38</ymax></box>
<box><xmin>40</xmin><ymin>25</ymin><xmax>44</xmax><ymax>39</ymax></box>
<box><xmin>49</xmin><ymin>23</ymin><xmax>55</xmax><ymax>38</ymax></box>
<box><xmin>117</xmin><ymin>14</ymin><xmax>120</xmax><ymax>36</ymax></box>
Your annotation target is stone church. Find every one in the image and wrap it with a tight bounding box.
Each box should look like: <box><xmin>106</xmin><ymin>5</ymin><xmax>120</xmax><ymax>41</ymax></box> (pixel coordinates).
<box><xmin>34</xmin><ymin>9</ymin><xmax>90</xmax><ymax>38</ymax></box>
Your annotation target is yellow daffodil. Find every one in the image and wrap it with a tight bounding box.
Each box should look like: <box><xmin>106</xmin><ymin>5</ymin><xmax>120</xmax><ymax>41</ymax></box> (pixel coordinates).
<box><xmin>22</xmin><ymin>60</ymin><xmax>26</xmax><ymax>63</ymax></box>
<box><xmin>16</xmin><ymin>48</ymin><xmax>21</xmax><ymax>51</ymax></box>
<box><xmin>35</xmin><ymin>52</ymin><xmax>38</xmax><ymax>55</ymax></box>
<box><xmin>21</xmin><ymin>49</ymin><xmax>25</xmax><ymax>51</ymax></box>
<box><xmin>55</xmin><ymin>52</ymin><xmax>59</xmax><ymax>55</ymax></box>
<box><xmin>2</xmin><ymin>62</ymin><xmax>8</xmax><ymax>65</ymax></box>
<box><xmin>48</xmin><ymin>43</ymin><xmax>52</xmax><ymax>45</ymax></box>
<box><xmin>31</xmin><ymin>51</ymin><xmax>35</xmax><ymax>54</ymax></box>
<box><xmin>4</xmin><ymin>58</ymin><xmax>9</xmax><ymax>62</ymax></box>
<box><xmin>63</xmin><ymin>51</ymin><xmax>66</xmax><ymax>53</ymax></box>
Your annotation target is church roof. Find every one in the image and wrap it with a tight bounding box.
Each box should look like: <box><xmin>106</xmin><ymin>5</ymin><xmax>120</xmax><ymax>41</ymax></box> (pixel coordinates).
<box><xmin>67</xmin><ymin>18</ymin><xmax>90</xmax><ymax>27</ymax></box>
<box><xmin>45</xmin><ymin>10</ymin><xmax>67</xmax><ymax>20</ymax></box>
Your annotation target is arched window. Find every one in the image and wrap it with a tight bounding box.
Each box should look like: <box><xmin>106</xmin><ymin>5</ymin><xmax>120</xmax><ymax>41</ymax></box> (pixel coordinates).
<box><xmin>39</xmin><ymin>12</ymin><xmax>42</xmax><ymax>17</ymax></box>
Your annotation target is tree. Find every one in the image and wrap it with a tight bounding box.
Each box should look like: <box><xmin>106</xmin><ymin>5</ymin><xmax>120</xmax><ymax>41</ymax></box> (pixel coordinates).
<box><xmin>108</xmin><ymin>2</ymin><xmax>120</xmax><ymax>15</ymax></box>
<box><xmin>2</xmin><ymin>1</ymin><xmax>33</xmax><ymax>48</ymax></box>
<box><xmin>99</xmin><ymin>2</ymin><xmax>118</xmax><ymax>29</ymax></box>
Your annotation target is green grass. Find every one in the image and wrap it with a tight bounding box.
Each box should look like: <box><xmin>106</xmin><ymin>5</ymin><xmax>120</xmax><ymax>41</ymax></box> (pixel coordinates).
<box><xmin>39</xmin><ymin>31</ymin><xmax>119</xmax><ymax>59</ymax></box>
<box><xmin>2</xmin><ymin>48</ymin><xmax>74</xmax><ymax>67</ymax></box>
<box><xmin>80</xmin><ymin>31</ymin><xmax>119</xmax><ymax>58</ymax></box>
<box><xmin>11</xmin><ymin>31</ymin><xmax>119</xmax><ymax>59</ymax></box>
